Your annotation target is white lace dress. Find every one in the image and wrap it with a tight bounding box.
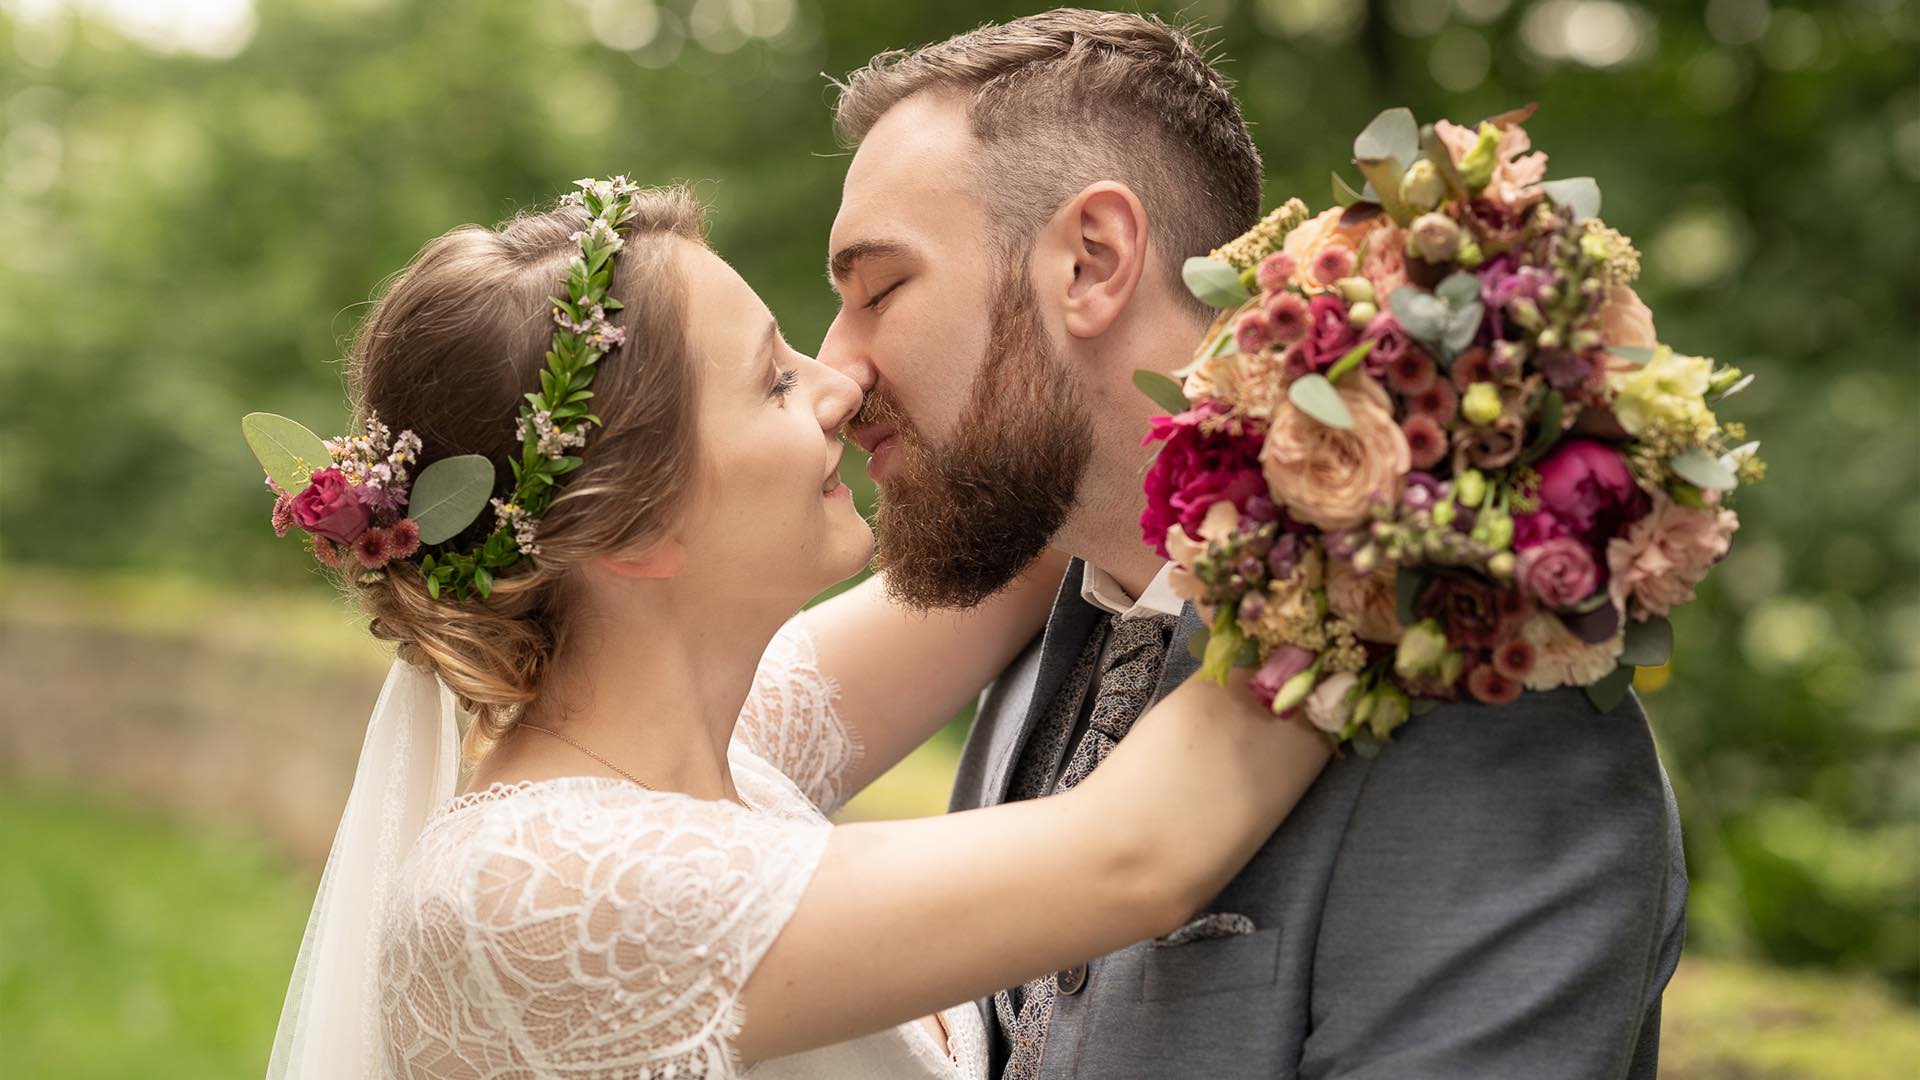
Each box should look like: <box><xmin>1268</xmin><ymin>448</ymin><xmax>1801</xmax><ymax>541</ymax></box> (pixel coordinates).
<box><xmin>377</xmin><ymin>619</ymin><xmax>990</xmax><ymax>1079</ymax></box>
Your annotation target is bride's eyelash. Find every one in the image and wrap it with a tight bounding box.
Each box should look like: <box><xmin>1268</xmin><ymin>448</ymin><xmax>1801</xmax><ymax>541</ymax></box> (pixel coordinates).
<box><xmin>771</xmin><ymin>368</ymin><xmax>799</xmax><ymax>400</ymax></box>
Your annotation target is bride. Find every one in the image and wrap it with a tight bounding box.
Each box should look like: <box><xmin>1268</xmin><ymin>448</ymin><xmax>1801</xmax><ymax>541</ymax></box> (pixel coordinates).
<box><xmin>262</xmin><ymin>180</ymin><xmax>1329</xmax><ymax>1078</ymax></box>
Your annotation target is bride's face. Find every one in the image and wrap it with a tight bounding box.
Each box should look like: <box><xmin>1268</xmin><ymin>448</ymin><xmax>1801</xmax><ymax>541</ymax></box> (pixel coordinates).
<box><xmin>666</xmin><ymin>242</ymin><xmax>872</xmax><ymax>600</ymax></box>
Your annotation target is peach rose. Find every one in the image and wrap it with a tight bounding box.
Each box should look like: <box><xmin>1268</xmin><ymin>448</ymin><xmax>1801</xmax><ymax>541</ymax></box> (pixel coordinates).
<box><xmin>1260</xmin><ymin>373</ymin><xmax>1412</xmax><ymax>531</ymax></box>
<box><xmin>1326</xmin><ymin>557</ymin><xmax>1404</xmax><ymax>643</ymax></box>
<box><xmin>1280</xmin><ymin>207</ymin><xmax>1379</xmax><ymax>292</ymax></box>
<box><xmin>1607</xmin><ymin>493</ymin><xmax>1739</xmax><ymax>619</ymax></box>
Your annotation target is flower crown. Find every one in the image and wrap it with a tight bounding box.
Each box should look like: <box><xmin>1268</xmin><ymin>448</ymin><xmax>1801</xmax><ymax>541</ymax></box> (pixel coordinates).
<box><xmin>242</xmin><ymin>176</ymin><xmax>645</xmax><ymax>600</ymax></box>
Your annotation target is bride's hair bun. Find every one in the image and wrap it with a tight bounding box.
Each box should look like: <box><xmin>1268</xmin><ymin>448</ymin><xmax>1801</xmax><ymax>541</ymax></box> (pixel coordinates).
<box><xmin>344</xmin><ymin>186</ymin><xmax>707</xmax><ymax>738</ymax></box>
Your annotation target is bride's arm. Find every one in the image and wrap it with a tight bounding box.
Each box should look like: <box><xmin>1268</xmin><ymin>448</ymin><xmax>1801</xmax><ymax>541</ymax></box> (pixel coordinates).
<box><xmin>732</xmin><ymin>666</ymin><xmax>1329</xmax><ymax>1063</ymax></box>
<box><xmin>796</xmin><ymin>549</ymin><xmax>1071</xmax><ymax>797</ymax></box>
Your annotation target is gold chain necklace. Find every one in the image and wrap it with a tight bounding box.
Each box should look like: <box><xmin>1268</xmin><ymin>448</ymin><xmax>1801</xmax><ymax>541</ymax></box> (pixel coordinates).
<box><xmin>517</xmin><ymin>723</ymin><xmax>656</xmax><ymax>792</ymax></box>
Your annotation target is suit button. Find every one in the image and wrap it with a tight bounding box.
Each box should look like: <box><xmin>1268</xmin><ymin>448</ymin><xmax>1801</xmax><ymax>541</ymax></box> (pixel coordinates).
<box><xmin>1055</xmin><ymin>965</ymin><xmax>1087</xmax><ymax>996</ymax></box>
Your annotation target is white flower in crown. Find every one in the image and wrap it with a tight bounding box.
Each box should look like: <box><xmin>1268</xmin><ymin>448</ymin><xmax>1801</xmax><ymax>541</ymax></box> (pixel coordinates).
<box><xmin>569</xmin><ymin>217</ymin><xmax>624</xmax><ymax>252</ymax></box>
<box><xmin>515</xmin><ymin>409</ymin><xmax>589</xmax><ymax>460</ymax></box>
<box><xmin>491</xmin><ymin>497</ymin><xmax>541</xmax><ymax>556</ymax></box>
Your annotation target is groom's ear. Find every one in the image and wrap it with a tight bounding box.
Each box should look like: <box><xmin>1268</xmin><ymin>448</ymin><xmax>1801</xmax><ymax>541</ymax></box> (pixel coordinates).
<box><xmin>597</xmin><ymin>537</ymin><xmax>689</xmax><ymax>581</ymax></box>
<box><xmin>1054</xmin><ymin>182</ymin><xmax>1149</xmax><ymax>340</ymax></box>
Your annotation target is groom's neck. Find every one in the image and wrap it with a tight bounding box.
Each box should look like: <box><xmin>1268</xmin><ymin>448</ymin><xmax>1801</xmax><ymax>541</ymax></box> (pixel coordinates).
<box><xmin>1057</xmin><ymin>298</ymin><xmax>1210</xmax><ymax>598</ymax></box>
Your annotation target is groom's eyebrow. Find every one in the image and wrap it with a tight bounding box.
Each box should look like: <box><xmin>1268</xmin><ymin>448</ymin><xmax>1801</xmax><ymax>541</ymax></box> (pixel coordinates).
<box><xmin>827</xmin><ymin>239</ymin><xmax>911</xmax><ymax>286</ymax></box>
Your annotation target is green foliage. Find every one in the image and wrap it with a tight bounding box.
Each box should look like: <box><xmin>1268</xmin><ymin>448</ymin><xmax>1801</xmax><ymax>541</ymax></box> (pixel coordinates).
<box><xmin>0</xmin><ymin>0</ymin><xmax>1915</xmax><ymax>1002</ymax></box>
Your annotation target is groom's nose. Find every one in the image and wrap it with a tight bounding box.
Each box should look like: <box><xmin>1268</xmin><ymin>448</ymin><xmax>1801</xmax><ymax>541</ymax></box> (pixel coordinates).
<box><xmin>817</xmin><ymin>313</ymin><xmax>877</xmax><ymax>396</ymax></box>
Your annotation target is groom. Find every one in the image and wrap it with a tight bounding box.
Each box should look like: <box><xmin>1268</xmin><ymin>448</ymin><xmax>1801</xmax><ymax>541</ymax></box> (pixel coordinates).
<box><xmin>820</xmin><ymin>10</ymin><xmax>1686</xmax><ymax>1078</ymax></box>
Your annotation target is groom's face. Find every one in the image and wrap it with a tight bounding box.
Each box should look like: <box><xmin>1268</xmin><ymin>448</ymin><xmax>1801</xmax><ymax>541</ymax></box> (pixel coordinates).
<box><xmin>823</xmin><ymin>94</ymin><xmax>1092</xmax><ymax>609</ymax></box>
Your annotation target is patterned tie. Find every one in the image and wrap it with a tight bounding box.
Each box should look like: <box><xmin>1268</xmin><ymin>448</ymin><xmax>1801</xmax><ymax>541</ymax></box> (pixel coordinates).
<box><xmin>996</xmin><ymin>612</ymin><xmax>1179</xmax><ymax>1080</ymax></box>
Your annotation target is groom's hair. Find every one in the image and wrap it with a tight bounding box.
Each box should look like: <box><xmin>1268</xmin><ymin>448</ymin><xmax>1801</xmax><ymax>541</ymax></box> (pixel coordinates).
<box><xmin>831</xmin><ymin>8</ymin><xmax>1261</xmax><ymax>315</ymax></box>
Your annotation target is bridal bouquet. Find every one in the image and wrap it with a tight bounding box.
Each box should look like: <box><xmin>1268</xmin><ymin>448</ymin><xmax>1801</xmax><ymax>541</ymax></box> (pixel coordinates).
<box><xmin>1137</xmin><ymin>104</ymin><xmax>1761</xmax><ymax>752</ymax></box>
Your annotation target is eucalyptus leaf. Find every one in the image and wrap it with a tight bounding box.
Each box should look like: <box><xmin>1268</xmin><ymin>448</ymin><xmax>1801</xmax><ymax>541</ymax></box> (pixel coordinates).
<box><xmin>1540</xmin><ymin>177</ymin><xmax>1602</xmax><ymax>222</ymax></box>
<box><xmin>1435</xmin><ymin>271</ymin><xmax>1480</xmax><ymax>307</ymax></box>
<box><xmin>1421</xmin><ymin>125</ymin><xmax>1471</xmax><ymax>200</ymax></box>
<box><xmin>1670</xmin><ymin>447</ymin><xmax>1738</xmax><ymax>491</ymax></box>
<box><xmin>1442</xmin><ymin>301</ymin><xmax>1485</xmax><ymax>354</ymax></box>
<box><xmin>1133</xmin><ymin>369</ymin><xmax>1191</xmax><ymax>415</ymax></box>
<box><xmin>1353</xmin><ymin>107</ymin><xmax>1420</xmax><ymax>168</ymax></box>
<box><xmin>1584</xmin><ymin>665</ymin><xmax>1634</xmax><ymax>712</ymax></box>
<box><xmin>1388</xmin><ymin>286</ymin><xmax>1448</xmax><ymax>343</ymax></box>
<box><xmin>1720</xmin><ymin>440</ymin><xmax>1760</xmax><ymax>473</ymax></box>
<box><xmin>1354</xmin><ymin>155</ymin><xmax>1412</xmax><ymax>224</ymax></box>
<box><xmin>1287</xmin><ymin>373</ymin><xmax>1353</xmax><ymax>429</ymax></box>
<box><xmin>408</xmin><ymin>453</ymin><xmax>497</xmax><ymax>545</ymax></box>
<box><xmin>1332</xmin><ymin>170</ymin><xmax>1365</xmax><ymax>207</ymax></box>
<box><xmin>1181</xmin><ymin>256</ymin><xmax>1251</xmax><ymax>309</ymax></box>
<box><xmin>1620</xmin><ymin>615</ymin><xmax>1674</xmax><ymax>667</ymax></box>
<box><xmin>241</xmin><ymin>412</ymin><xmax>331</xmax><ymax>492</ymax></box>
<box><xmin>1608</xmin><ymin>345</ymin><xmax>1657</xmax><ymax>367</ymax></box>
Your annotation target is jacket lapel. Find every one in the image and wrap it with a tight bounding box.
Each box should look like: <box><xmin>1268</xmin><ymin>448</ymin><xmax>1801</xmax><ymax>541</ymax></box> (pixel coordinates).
<box><xmin>1149</xmin><ymin>600</ymin><xmax>1207</xmax><ymax>707</ymax></box>
<box><xmin>978</xmin><ymin>558</ymin><xmax>1105</xmax><ymax>808</ymax></box>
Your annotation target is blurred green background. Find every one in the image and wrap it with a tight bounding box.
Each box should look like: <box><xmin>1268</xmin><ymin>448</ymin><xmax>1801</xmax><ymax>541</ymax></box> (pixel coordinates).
<box><xmin>1</xmin><ymin>0</ymin><xmax>1916</xmax><ymax>1075</ymax></box>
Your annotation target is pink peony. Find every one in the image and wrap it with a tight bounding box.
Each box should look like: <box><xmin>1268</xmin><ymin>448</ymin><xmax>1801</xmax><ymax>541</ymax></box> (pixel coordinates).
<box><xmin>1299</xmin><ymin>293</ymin><xmax>1360</xmax><ymax>371</ymax></box>
<box><xmin>1265</xmin><ymin>292</ymin><xmax>1311</xmax><ymax>345</ymax></box>
<box><xmin>1141</xmin><ymin>404</ymin><xmax>1269</xmax><ymax>558</ymax></box>
<box><xmin>291</xmin><ymin>468</ymin><xmax>372</xmax><ymax>544</ymax></box>
<box><xmin>1516</xmin><ymin>536</ymin><xmax>1600</xmax><ymax>608</ymax></box>
<box><xmin>1326</xmin><ymin>557</ymin><xmax>1404</xmax><ymax>643</ymax></box>
<box><xmin>1261</xmin><ymin>374</ymin><xmax>1411</xmax><ymax>532</ymax></box>
<box><xmin>1250</xmin><ymin>645</ymin><xmax>1317</xmax><ymax>714</ymax></box>
<box><xmin>1606</xmin><ymin>493</ymin><xmax>1739</xmax><ymax>619</ymax></box>
<box><xmin>1513</xmin><ymin>439</ymin><xmax>1649</xmax><ymax>553</ymax></box>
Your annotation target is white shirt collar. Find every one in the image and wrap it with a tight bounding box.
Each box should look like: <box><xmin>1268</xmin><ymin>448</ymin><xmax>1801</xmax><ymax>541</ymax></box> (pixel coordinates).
<box><xmin>1080</xmin><ymin>561</ymin><xmax>1184</xmax><ymax>621</ymax></box>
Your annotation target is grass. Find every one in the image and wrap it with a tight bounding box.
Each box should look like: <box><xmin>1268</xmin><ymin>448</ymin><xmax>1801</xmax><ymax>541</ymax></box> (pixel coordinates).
<box><xmin>4</xmin><ymin>782</ymin><xmax>1917</xmax><ymax>1078</ymax></box>
<box><xmin>0</xmin><ymin>783</ymin><xmax>315</xmax><ymax>1079</ymax></box>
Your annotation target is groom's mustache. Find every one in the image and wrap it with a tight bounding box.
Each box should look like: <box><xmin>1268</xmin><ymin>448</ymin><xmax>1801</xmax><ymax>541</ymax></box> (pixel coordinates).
<box><xmin>848</xmin><ymin>389</ymin><xmax>920</xmax><ymax>453</ymax></box>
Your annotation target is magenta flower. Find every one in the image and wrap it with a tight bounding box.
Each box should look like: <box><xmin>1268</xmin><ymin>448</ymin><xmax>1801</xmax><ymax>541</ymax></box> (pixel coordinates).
<box><xmin>292</xmin><ymin>468</ymin><xmax>373</xmax><ymax>544</ymax></box>
<box><xmin>1140</xmin><ymin>403</ymin><xmax>1268</xmax><ymax>558</ymax></box>
<box><xmin>1513</xmin><ymin>438</ymin><xmax>1650</xmax><ymax>553</ymax></box>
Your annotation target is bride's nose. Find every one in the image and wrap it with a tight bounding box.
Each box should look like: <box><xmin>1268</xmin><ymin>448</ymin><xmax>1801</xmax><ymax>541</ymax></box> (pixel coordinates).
<box><xmin>807</xmin><ymin>354</ymin><xmax>863</xmax><ymax>434</ymax></box>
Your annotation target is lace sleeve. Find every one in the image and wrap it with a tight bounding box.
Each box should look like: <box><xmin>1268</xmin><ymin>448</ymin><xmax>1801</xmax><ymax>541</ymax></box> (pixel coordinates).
<box><xmin>734</xmin><ymin>616</ymin><xmax>864</xmax><ymax>816</ymax></box>
<box><xmin>379</xmin><ymin>782</ymin><xmax>831</xmax><ymax>1079</ymax></box>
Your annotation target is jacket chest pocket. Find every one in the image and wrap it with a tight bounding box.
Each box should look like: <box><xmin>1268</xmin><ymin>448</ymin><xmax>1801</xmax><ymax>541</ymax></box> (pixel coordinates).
<box><xmin>1137</xmin><ymin>926</ymin><xmax>1283</xmax><ymax>1002</ymax></box>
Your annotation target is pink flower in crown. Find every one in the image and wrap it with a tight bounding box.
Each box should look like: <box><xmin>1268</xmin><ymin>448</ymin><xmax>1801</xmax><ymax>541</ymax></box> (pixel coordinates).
<box><xmin>1606</xmin><ymin>492</ymin><xmax>1739</xmax><ymax>619</ymax></box>
<box><xmin>1140</xmin><ymin>402</ymin><xmax>1268</xmax><ymax>559</ymax></box>
<box><xmin>386</xmin><ymin>518</ymin><xmax>422</xmax><ymax>561</ymax></box>
<box><xmin>291</xmin><ymin>468</ymin><xmax>373</xmax><ymax>544</ymax></box>
<box><xmin>1312</xmin><ymin>245</ymin><xmax>1356</xmax><ymax>286</ymax></box>
<box><xmin>1256</xmin><ymin>252</ymin><xmax>1297</xmax><ymax>293</ymax></box>
<box><xmin>1512</xmin><ymin>438</ymin><xmax>1648</xmax><ymax>554</ymax></box>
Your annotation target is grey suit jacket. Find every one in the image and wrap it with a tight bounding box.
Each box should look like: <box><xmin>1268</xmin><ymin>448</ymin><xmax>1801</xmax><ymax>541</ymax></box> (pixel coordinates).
<box><xmin>953</xmin><ymin>559</ymin><xmax>1686</xmax><ymax>1079</ymax></box>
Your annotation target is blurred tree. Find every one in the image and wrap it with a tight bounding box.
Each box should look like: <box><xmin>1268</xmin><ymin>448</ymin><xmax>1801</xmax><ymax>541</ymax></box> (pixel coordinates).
<box><xmin>1</xmin><ymin>0</ymin><xmax>1915</xmax><ymax>995</ymax></box>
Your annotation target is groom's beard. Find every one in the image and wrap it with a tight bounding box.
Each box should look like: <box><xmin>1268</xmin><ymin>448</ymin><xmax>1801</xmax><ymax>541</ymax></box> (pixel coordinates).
<box><xmin>859</xmin><ymin>271</ymin><xmax>1092</xmax><ymax>611</ymax></box>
